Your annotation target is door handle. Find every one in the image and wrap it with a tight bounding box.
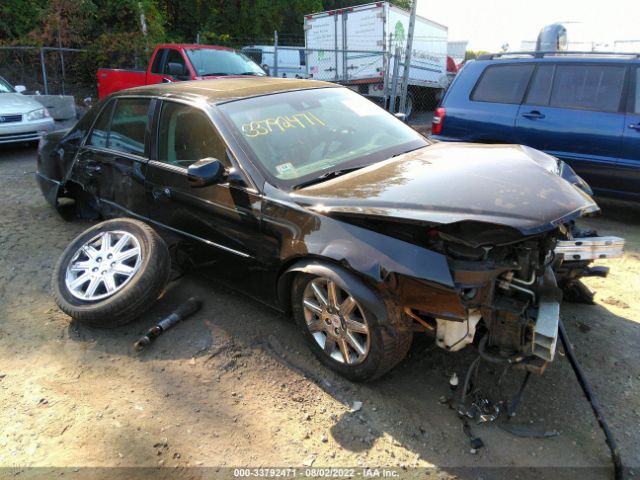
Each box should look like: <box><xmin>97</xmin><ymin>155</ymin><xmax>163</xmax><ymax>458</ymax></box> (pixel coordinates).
<box><xmin>152</xmin><ymin>187</ymin><xmax>171</xmax><ymax>200</ymax></box>
<box><xmin>83</xmin><ymin>163</ymin><xmax>102</xmax><ymax>176</ymax></box>
<box><xmin>522</xmin><ymin>111</ymin><xmax>546</xmax><ymax>120</ymax></box>
<box><xmin>628</xmin><ymin>123</ymin><xmax>640</xmax><ymax>131</ymax></box>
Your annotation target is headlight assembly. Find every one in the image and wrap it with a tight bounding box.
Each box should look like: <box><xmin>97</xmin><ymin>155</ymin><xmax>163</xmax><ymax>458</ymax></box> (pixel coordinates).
<box><xmin>26</xmin><ymin>108</ymin><xmax>50</xmax><ymax>121</ymax></box>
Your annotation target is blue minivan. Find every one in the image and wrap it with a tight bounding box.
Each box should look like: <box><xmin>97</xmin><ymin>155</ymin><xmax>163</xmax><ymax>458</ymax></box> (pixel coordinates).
<box><xmin>432</xmin><ymin>52</ymin><xmax>640</xmax><ymax>200</ymax></box>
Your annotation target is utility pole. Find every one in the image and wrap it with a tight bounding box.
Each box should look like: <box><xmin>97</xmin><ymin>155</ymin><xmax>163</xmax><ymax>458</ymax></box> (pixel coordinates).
<box><xmin>274</xmin><ymin>30</ymin><xmax>279</xmax><ymax>77</ymax></box>
<box><xmin>399</xmin><ymin>0</ymin><xmax>417</xmax><ymax>115</ymax></box>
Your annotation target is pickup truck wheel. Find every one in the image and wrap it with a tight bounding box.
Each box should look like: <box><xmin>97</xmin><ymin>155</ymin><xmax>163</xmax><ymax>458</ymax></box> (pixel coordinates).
<box><xmin>52</xmin><ymin>218</ymin><xmax>171</xmax><ymax>328</ymax></box>
<box><xmin>292</xmin><ymin>272</ymin><xmax>412</xmax><ymax>381</ymax></box>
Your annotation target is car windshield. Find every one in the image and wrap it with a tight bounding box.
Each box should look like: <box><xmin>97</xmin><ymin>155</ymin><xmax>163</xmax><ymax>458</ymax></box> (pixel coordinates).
<box><xmin>186</xmin><ymin>48</ymin><xmax>266</xmax><ymax>77</ymax></box>
<box><xmin>218</xmin><ymin>87</ymin><xmax>428</xmax><ymax>189</ymax></box>
<box><xmin>0</xmin><ymin>77</ymin><xmax>15</xmax><ymax>93</ymax></box>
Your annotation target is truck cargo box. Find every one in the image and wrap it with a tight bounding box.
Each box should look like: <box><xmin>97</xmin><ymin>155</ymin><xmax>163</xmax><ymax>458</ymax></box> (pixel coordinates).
<box><xmin>304</xmin><ymin>1</ymin><xmax>448</xmax><ymax>89</ymax></box>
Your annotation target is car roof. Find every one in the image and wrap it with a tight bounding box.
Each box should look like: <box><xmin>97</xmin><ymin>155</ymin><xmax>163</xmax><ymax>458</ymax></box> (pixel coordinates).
<box><xmin>476</xmin><ymin>52</ymin><xmax>640</xmax><ymax>63</ymax></box>
<box><xmin>115</xmin><ymin>77</ymin><xmax>339</xmax><ymax>104</ymax></box>
<box><xmin>155</xmin><ymin>43</ymin><xmax>235</xmax><ymax>52</ymax></box>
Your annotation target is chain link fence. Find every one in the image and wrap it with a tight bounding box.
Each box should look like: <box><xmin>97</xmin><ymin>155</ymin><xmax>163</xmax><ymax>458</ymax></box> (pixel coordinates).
<box><xmin>258</xmin><ymin>45</ymin><xmax>445</xmax><ymax>133</ymax></box>
<box><xmin>0</xmin><ymin>46</ymin><xmax>96</xmax><ymax>102</ymax></box>
<box><xmin>0</xmin><ymin>38</ymin><xmax>445</xmax><ymax>133</ymax></box>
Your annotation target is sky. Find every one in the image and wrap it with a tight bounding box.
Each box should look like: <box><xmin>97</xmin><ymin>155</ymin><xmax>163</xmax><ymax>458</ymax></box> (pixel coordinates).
<box><xmin>416</xmin><ymin>0</ymin><xmax>639</xmax><ymax>52</ymax></box>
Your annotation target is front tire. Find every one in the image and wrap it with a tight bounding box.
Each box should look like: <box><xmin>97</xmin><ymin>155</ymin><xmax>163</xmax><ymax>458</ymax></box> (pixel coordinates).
<box><xmin>292</xmin><ymin>272</ymin><xmax>412</xmax><ymax>381</ymax></box>
<box><xmin>52</xmin><ymin>218</ymin><xmax>171</xmax><ymax>328</ymax></box>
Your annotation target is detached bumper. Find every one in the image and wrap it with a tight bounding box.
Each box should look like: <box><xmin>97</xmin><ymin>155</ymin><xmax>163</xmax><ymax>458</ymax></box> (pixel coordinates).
<box><xmin>554</xmin><ymin>236</ymin><xmax>625</xmax><ymax>261</ymax></box>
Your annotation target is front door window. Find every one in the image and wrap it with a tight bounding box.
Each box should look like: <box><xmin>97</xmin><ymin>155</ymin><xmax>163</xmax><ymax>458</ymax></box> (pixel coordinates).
<box><xmin>157</xmin><ymin>102</ymin><xmax>227</xmax><ymax>167</ymax></box>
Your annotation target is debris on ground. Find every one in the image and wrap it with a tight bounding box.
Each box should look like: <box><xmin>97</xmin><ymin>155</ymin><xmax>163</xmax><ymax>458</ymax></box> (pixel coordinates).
<box><xmin>302</xmin><ymin>454</ymin><xmax>316</xmax><ymax>467</ymax></box>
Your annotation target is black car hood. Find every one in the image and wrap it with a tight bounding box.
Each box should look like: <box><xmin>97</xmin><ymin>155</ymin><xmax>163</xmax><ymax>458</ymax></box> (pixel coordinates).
<box><xmin>292</xmin><ymin>143</ymin><xmax>599</xmax><ymax>236</ymax></box>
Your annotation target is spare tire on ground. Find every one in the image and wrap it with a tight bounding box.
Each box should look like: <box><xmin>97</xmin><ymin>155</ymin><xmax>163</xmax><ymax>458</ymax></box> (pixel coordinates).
<box><xmin>52</xmin><ymin>218</ymin><xmax>171</xmax><ymax>328</ymax></box>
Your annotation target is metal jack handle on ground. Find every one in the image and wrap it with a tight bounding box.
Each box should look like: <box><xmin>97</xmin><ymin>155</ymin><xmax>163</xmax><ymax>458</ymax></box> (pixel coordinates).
<box><xmin>133</xmin><ymin>297</ymin><xmax>201</xmax><ymax>352</ymax></box>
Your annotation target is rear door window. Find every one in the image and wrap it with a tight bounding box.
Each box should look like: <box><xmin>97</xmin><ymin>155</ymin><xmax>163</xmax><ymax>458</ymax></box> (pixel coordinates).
<box><xmin>525</xmin><ymin>65</ymin><xmax>554</xmax><ymax>106</ymax></box>
<box><xmin>87</xmin><ymin>100</ymin><xmax>115</xmax><ymax>149</ymax></box>
<box><xmin>87</xmin><ymin>98</ymin><xmax>150</xmax><ymax>156</ymax></box>
<box><xmin>108</xmin><ymin>98</ymin><xmax>151</xmax><ymax>156</ymax></box>
<box><xmin>632</xmin><ymin>67</ymin><xmax>640</xmax><ymax>113</ymax></box>
<box><xmin>471</xmin><ymin>64</ymin><xmax>534</xmax><ymax>104</ymax></box>
<box><xmin>549</xmin><ymin>64</ymin><xmax>625</xmax><ymax>112</ymax></box>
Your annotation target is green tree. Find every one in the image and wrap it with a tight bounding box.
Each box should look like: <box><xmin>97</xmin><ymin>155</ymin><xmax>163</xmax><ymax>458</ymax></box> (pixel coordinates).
<box><xmin>0</xmin><ymin>0</ymin><xmax>46</xmax><ymax>40</ymax></box>
<box><xmin>464</xmin><ymin>50</ymin><xmax>490</xmax><ymax>61</ymax></box>
<box><xmin>322</xmin><ymin>0</ymin><xmax>411</xmax><ymax>10</ymax></box>
<box><xmin>202</xmin><ymin>0</ymin><xmax>321</xmax><ymax>43</ymax></box>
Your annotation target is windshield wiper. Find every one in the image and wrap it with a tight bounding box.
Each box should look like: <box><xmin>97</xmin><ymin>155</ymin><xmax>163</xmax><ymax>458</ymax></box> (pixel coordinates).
<box><xmin>392</xmin><ymin>145</ymin><xmax>427</xmax><ymax>157</ymax></box>
<box><xmin>239</xmin><ymin>71</ymin><xmax>266</xmax><ymax>76</ymax></box>
<box><xmin>294</xmin><ymin>166</ymin><xmax>366</xmax><ymax>190</ymax></box>
<box><xmin>201</xmin><ymin>72</ymin><xmax>230</xmax><ymax>76</ymax></box>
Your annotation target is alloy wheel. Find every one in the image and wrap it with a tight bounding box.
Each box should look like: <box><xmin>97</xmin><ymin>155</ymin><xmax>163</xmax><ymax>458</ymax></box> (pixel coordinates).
<box><xmin>64</xmin><ymin>230</ymin><xmax>142</xmax><ymax>301</ymax></box>
<box><xmin>302</xmin><ymin>277</ymin><xmax>371</xmax><ymax>365</ymax></box>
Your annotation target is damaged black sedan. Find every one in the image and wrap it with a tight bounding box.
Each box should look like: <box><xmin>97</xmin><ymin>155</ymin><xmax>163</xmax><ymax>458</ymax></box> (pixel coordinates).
<box><xmin>37</xmin><ymin>78</ymin><xmax>624</xmax><ymax>381</ymax></box>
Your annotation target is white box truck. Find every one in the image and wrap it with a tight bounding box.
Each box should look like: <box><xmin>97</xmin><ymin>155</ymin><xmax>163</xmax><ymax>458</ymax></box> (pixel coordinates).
<box><xmin>304</xmin><ymin>1</ymin><xmax>448</xmax><ymax>112</ymax></box>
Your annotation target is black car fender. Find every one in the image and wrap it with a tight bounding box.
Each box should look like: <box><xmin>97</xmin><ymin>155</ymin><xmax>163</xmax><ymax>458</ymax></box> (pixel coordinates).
<box><xmin>559</xmin><ymin>161</ymin><xmax>593</xmax><ymax>196</ymax></box>
<box><xmin>36</xmin><ymin>130</ymin><xmax>69</xmax><ymax>208</ymax></box>
<box><xmin>277</xmin><ymin>258</ymin><xmax>389</xmax><ymax>324</ymax></box>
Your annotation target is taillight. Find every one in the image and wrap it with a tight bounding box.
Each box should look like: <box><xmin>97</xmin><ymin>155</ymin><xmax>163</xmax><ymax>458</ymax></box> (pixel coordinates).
<box><xmin>432</xmin><ymin>107</ymin><xmax>445</xmax><ymax>135</ymax></box>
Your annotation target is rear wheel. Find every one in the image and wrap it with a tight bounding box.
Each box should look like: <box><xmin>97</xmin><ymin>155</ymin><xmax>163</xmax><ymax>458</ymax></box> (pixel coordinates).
<box><xmin>292</xmin><ymin>272</ymin><xmax>412</xmax><ymax>381</ymax></box>
<box><xmin>394</xmin><ymin>91</ymin><xmax>415</xmax><ymax>119</ymax></box>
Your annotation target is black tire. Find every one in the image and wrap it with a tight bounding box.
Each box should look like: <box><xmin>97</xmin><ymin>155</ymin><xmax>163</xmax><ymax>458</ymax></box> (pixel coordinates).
<box><xmin>291</xmin><ymin>272</ymin><xmax>412</xmax><ymax>381</ymax></box>
<box><xmin>52</xmin><ymin>218</ymin><xmax>171</xmax><ymax>328</ymax></box>
<box><xmin>394</xmin><ymin>91</ymin><xmax>415</xmax><ymax>119</ymax></box>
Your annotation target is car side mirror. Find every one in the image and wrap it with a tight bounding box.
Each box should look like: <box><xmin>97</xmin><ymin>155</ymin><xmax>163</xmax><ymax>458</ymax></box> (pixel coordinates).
<box><xmin>166</xmin><ymin>62</ymin><xmax>185</xmax><ymax>78</ymax></box>
<box><xmin>187</xmin><ymin>158</ymin><xmax>226</xmax><ymax>187</ymax></box>
<box><xmin>14</xmin><ymin>85</ymin><xmax>26</xmax><ymax>94</ymax></box>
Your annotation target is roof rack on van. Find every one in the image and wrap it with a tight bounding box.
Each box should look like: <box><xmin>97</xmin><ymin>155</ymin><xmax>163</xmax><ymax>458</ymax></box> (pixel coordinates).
<box><xmin>478</xmin><ymin>51</ymin><xmax>640</xmax><ymax>60</ymax></box>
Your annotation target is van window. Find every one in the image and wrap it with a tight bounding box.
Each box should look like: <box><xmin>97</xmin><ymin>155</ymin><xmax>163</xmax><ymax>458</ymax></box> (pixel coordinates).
<box><xmin>633</xmin><ymin>68</ymin><xmax>640</xmax><ymax>114</ymax></box>
<box><xmin>550</xmin><ymin>64</ymin><xmax>625</xmax><ymax>112</ymax></box>
<box><xmin>525</xmin><ymin>65</ymin><xmax>554</xmax><ymax>106</ymax></box>
<box><xmin>157</xmin><ymin>101</ymin><xmax>227</xmax><ymax>168</ymax></box>
<box><xmin>471</xmin><ymin>64</ymin><xmax>534</xmax><ymax>104</ymax></box>
<box><xmin>299</xmin><ymin>49</ymin><xmax>306</xmax><ymax>67</ymax></box>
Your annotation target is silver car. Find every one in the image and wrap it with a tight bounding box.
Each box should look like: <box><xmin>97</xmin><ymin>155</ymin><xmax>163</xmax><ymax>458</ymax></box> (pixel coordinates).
<box><xmin>0</xmin><ymin>76</ymin><xmax>54</xmax><ymax>144</ymax></box>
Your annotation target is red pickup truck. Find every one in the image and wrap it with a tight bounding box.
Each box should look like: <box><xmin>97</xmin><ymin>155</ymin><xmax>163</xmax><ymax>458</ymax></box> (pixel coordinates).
<box><xmin>97</xmin><ymin>44</ymin><xmax>266</xmax><ymax>98</ymax></box>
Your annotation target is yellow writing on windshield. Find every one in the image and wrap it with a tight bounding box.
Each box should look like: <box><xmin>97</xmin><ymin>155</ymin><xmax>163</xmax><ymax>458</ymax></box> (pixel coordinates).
<box><xmin>241</xmin><ymin>112</ymin><xmax>325</xmax><ymax>138</ymax></box>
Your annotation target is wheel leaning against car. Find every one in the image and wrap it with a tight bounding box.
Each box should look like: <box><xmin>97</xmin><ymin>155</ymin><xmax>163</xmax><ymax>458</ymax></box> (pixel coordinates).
<box><xmin>291</xmin><ymin>271</ymin><xmax>413</xmax><ymax>381</ymax></box>
<box><xmin>52</xmin><ymin>218</ymin><xmax>171</xmax><ymax>328</ymax></box>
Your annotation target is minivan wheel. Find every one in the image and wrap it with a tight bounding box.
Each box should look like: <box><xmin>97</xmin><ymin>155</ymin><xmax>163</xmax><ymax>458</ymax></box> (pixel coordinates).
<box><xmin>292</xmin><ymin>272</ymin><xmax>412</xmax><ymax>381</ymax></box>
<box><xmin>52</xmin><ymin>218</ymin><xmax>171</xmax><ymax>328</ymax></box>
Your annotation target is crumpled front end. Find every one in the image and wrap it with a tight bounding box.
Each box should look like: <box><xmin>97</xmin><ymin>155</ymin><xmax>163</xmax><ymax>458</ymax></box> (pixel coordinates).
<box><xmin>421</xmin><ymin>225</ymin><xmax>625</xmax><ymax>372</ymax></box>
<box><xmin>441</xmin><ymin>232</ymin><xmax>562</xmax><ymax>371</ymax></box>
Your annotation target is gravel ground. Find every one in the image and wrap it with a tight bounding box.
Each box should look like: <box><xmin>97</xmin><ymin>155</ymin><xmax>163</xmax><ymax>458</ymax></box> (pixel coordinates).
<box><xmin>0</xmin><ymin>142</ymin><xmax>639</xmax><ymax>479</ymax></box>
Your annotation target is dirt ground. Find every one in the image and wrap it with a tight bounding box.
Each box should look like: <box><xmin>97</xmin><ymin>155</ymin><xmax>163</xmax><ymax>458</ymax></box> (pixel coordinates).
<box><xmin>0</xmin><ymin>142</ymin><xmax>639</xmax><ymax>479</ymax></box>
